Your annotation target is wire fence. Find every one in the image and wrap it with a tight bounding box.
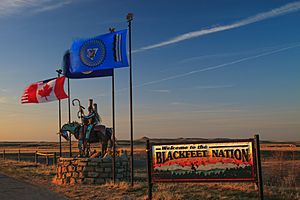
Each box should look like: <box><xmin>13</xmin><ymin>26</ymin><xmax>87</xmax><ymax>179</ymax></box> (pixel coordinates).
<box><xmin>0</xmin><ymin>149</ymin><xmax>73</xmax><ymax>166</ymax></box>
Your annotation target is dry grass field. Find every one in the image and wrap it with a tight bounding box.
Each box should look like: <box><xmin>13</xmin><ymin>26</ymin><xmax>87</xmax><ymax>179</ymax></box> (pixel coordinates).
<box><xmin>0</xmin><ymin>139</ymin><xmax>299</xmax><ymax>199</ymax></box>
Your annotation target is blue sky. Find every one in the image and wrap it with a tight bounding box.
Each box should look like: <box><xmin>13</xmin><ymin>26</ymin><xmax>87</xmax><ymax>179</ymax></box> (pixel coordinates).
<box><xmin>0</xmin><ymin>0</ymin><xmax>299</xmax><ymax>141</ymax></box>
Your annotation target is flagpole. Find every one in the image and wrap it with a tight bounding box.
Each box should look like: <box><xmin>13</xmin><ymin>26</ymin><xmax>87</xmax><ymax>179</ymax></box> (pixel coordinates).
<box><xmin>68</xmin><ymin>78</ymin><xmax>72</xmax><ymax>157</ymax></box>
<box><xmin>108</xmin><ymin>27</ymin><xmax>116</xmax><ymax>184</ymax></box>
<box><xmin>127</xmin><ymin>13</ymin><xmax>134</xmax><ymax>187</ymax></box>
<box><xmin>112</xmin><ymin>70</ymin><xmax>116</xmax><ymax>183</ymax></box>
<box><xmin>56</xmin><ymin>69</ymin><xmax>63</xmax><ymax>157</ymax></box>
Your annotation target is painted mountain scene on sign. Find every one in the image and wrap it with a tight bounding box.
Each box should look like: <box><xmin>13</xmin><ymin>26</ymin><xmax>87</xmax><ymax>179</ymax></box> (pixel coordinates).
<box><xmin>153</xmin><ymin>157</ymin><xmax>255</xmax><ymax>181</ymax></box>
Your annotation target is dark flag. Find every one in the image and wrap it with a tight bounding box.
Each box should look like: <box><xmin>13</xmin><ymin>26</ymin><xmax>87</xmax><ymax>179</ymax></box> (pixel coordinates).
<box><xmin>63</xmin><ymin>50</ymin><xmax>113</xmax><ymax>79</ymax></box>
<box><xmin>69</xmin><ymin>29</ymin><xmax>128</xmax><ymax>73</ymax></box>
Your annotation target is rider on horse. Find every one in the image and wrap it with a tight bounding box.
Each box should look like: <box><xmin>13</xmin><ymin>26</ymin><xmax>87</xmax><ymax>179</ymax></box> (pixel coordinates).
<box><xmin>62</xmin><ymin>98</ymin><xmax>112</xmax><ymax>158</ymax></box>
<box><xmin>77</xmin><ymin>99</ymin><xmax>101</xmax><ymax>156</ymax></box>
<box><xmin>83</xmin><ymin>104</ymin><xmax>99</xmax><ymax>141</ymax></box>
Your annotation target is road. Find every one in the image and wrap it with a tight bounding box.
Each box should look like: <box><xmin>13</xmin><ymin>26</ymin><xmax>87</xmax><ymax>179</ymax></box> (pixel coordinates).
<box><xmin>0</xmin><ymin>173</ymin><xmax>67</xmax><ymax>200</ymax></box>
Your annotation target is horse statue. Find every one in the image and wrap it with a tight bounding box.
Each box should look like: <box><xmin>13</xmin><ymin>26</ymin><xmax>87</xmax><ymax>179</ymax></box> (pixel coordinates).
<box><xmin>60</xmin><ymin>122</ymin><xmax>113</xmax><ymax>157</ymax></box>
<box><xmin>60</xmin><ymin>99</ymin><xmax>113</xmax><ymax>158</ymax></box>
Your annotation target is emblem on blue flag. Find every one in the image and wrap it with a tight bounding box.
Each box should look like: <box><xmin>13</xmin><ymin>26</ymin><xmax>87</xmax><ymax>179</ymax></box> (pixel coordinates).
<box><xmin>87</xmin><ymin>48</ymin><xmax>98</xmax><ymax>60</ymax></box>
<box><xmin>69</xmin><ymin>29</ymin><xmax>128</xmax><ymax>73</ymax></box>
<box><xmin>80</xmin><ymin>40</ymin><xmax>106</xmax><ymax>67</ymax></box>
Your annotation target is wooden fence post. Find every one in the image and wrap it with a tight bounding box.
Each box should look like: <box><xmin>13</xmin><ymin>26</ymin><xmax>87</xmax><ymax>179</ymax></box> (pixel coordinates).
<box><xmin>54</xmin><ymin>152</ymin><xmax>57</xmax><ymax>165</ymax></box>
<box><xmin>46</xmin><ymin>156</ymin><xmax>49</xmax><ymax>166</ymax></box>
<box><xmin>18</xmin><ymin>149</ymin><xmax>21</xmax><ymax>162</ymax></box>
<box><xmin>35</xmin><ymin>151</ymin><xmax>37</xmax><ymax>164</ymax></box>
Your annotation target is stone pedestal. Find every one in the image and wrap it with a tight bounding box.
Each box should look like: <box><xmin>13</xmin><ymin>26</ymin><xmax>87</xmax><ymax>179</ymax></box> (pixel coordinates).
<box><xmin>53</xmin><ymin>154</ymin><xmax>130</xmax><ymax>185</ymax></box>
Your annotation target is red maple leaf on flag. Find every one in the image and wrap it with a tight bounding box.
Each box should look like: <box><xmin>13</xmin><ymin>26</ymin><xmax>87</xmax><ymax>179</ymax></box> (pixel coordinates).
<box><xmin>38</xmin><ymin>84</ymin><xmax>52</xmax><ymax>101</ymax></box>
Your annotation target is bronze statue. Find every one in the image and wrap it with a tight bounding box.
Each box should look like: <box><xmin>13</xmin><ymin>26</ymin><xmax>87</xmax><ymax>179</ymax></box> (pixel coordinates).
<box><xmin>60</xmin><ymin>99</ymin><xmax>113</xmax><ymax>157</ymax></box>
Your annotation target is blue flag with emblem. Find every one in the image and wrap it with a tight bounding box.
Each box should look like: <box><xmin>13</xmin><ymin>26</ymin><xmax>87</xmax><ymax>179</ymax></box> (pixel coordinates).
<box><xmin>69</xmin><ymin>29</ymin><xmax>128</xmax><ymax>73</ymax></box>
<box><xmin>63</xmin><ymin>50</ymin><xmax>113</xmax><ymax>79</ymax></box>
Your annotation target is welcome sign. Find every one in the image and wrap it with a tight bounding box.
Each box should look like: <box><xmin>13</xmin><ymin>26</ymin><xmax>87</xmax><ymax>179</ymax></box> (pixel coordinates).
<box><xmin>151</xmin><ymin>140</ymin><xmax>255</xmax><ymax>182</ymax></box>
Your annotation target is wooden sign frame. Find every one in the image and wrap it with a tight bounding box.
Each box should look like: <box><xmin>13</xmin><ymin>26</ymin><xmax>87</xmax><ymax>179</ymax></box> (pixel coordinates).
<box><xmin>146</xmin><ymin>135</ymin><xmax>264</xmax><ymax>200</ymax></box>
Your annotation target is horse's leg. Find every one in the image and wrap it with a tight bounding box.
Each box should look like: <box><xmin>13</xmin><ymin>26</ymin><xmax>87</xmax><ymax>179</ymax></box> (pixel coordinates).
<box><xmin>102</xmin><ymin>140</ymin><xmax>108</xmax><ymax>158</ymax></box>
<box><xmin>101</xmin><ymin>142</ymin><xmax>105</xmax><ymax>157</ymax></box>
<box><xmin>99</xmin><ymin>132</ymin><xmax>105</xmax><ymax>157</ymax></box>
<box><xmin>78</xmin><ymin>140</ymin><xmax>83</xmax><ymax>157</ymax></box>
<box><xmin>109</xmin><ymin>137</ymin><xmax>113</xmax><ymax>155</ymax></box>
<box><xmin>106</xmin><ymin>128</ymin><xmax>113</xmax><ymax>155</ymax></box>
<box><xmin>83</xmin><ymin>140</ymin><xmax>88</xmax><ymax>157</ymax></box>
<box><xmin>79</xmin><ymin>126</ymin><xmax>86</xmax><ymax>157</ymax></box>
<box><xmin>86</xmin><ymin>143</ymin><xmax>90</xmax><ymax>157</ymax></box>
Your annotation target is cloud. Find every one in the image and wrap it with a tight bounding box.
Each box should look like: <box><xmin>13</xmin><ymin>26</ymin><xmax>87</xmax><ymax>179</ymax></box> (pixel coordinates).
<box><xmin>169</xmin><ymin>102</ymin><xmax>240</xmax><ymax>110</ymax></box>
<box><xmin>178</xmin><ymin>44</ymin><xmax>284</xmax><ymax>64</ymax></box>
<box><xmin>0</xmin><ymin>88</ymin><xmax>8</xmax><ymax>93</ymax></box>
<box><xmin>180</xmin><ymin>53</ymin><xmax>239</xmax><ymax>64</ymax></box>
<box><xmin>133</xmin><ymin>44</ymin><xmax>300</xmax><ymax>88</ymax></box>
<box><xmin>150</xmin><ymin>89</ymin><xmax>171</xmax><ymax>93</ymax></box>
<box><xmin>33</xmin><ymin>0</ymin><xmax>72</xmax><ymax>13</ymax></box>
<box><xmin>194</xmin><ymin>85</ymin><xmax>234</xmax><ymax>90</ymax></box>
<box><xmin>148</xmin><ymin>85</ymin><xmax>233</xmax><ymax>94</ymax></box>
<box><xmin>117</xmin><ymin>44</ymin><xmax>300</xmax><ymax>93</ymax></box>
<box><xmin>0</xmin><ymin>0</ymin><xmax>73</xmax><ymax>16</ymax></box>
<box><xmin>191</xmin><ymin>109</ymin><xmax>242</xmax><ymax>113</ymax></box>
<box><xmin>135</xmin><ymin>1</ymin><xmax>300</xmax><ymax>52</ymax></box>
<box><xmin>0</xmin><ymin>97</ymin><xmax>7</xmax><ymax>103</ymax></box>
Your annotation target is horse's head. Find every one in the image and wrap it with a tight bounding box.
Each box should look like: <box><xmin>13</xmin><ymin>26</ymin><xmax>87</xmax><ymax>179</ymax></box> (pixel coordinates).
<box><xmin>60</xmin><ymin>122</ymin><xmax>81</xmax><ymax>139</ymax></box>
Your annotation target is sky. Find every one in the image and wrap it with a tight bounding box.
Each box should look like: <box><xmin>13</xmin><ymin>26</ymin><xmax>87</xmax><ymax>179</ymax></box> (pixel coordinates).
<box><xmin>0</xmin><ymin>0</ymin><xmax>299</xmax><ymax>141</ymax></box>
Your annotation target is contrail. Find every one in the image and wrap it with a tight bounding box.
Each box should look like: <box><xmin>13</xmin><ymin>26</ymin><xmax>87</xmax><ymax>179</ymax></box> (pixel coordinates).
<box><xmin>0</xmin><ymin>0</ymin><xmax>73</xmax><ymax>16</ymax></box>
<box><xmin>116</xmin><ymin>44</ymin><xmax>300</xmax><ymax>92</ymax></box>
<box><xmin>134</xmin><ymin>1</ymin><xmax>300</xmax><ymax>52</ymax></box>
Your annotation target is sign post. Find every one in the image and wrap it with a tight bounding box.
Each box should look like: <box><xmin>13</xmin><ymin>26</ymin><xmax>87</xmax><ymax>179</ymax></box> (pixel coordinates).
<box><xmin>146</xmin><ymin>140</ymin><xmax>153</xmax><ymax>200</ymax></box>
<box><xmin>147</xmin><ymin>136</ymin><xmax>264</xmax><ymax>199</ymax></box>
<box><xmin>255</xmin><ymin>134</ymin><xmax>264</xmax><ymax>200</ymax></box>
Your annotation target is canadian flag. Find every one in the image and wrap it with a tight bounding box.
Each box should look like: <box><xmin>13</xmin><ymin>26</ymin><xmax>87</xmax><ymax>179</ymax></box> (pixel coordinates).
<box><xmin>21</xmin><ymin>77</ymin><xmax>68</xmax><ymax>104</ymax></box>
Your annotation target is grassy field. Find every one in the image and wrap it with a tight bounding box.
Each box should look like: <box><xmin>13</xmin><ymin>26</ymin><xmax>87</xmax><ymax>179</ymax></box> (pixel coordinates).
<box><xmin>0</xmin><ymin>139</ymin><xmax>299</xmax><ymax>199</ymax></box>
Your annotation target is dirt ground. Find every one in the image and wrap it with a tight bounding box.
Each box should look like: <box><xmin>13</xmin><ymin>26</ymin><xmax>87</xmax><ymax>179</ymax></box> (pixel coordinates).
<box><xmin>0</xmin><ymin>172</ymin><xmax>67</xmax><ymax>200</ymax></box>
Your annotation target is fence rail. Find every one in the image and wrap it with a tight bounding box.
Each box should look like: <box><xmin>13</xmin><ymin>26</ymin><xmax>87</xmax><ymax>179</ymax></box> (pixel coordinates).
<box><xmin>0</xmin><ymin>149</ymin><xmax>65</xmax><ymax>166</ymax></box>
<box><xmin>35</xmin><ymin>151</ymin><xmax>57</xmax><ymax>165</ymax></box>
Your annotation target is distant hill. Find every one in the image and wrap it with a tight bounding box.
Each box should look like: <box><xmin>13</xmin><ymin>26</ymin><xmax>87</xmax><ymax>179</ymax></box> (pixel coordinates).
<box><xmin>0</xmin><ymin>138</ymin><xmax>299</xmax><ymax>148</ymax></box>
<box><xmin>133</xmin><ymin>137</ymin><xmax>300</xmax><ymax>146</ymax></box>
